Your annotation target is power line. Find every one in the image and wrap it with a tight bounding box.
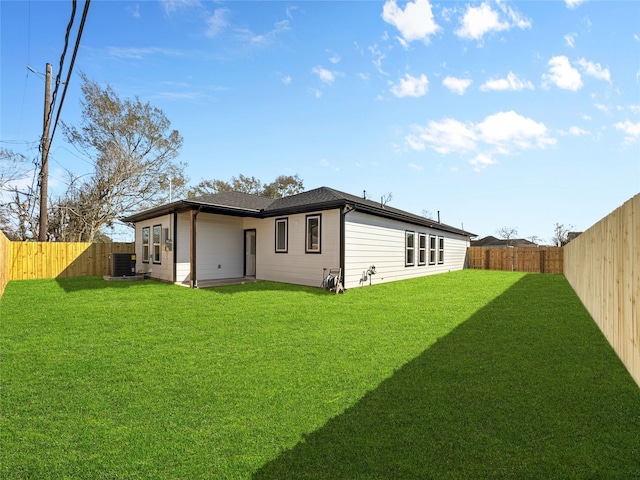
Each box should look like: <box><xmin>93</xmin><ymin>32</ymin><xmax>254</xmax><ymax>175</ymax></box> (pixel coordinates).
<box><xmin>49</xmin><ymin>0</ymin><xmax>91</xmax><ymax>147</ymax></box>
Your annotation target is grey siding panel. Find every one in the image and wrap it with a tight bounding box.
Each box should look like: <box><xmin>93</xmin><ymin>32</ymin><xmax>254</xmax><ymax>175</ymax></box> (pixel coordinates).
<box><xmin>344</xmin><ymin>211</ymin><xmax>469</xmax><ymax>289</ymax></box>
<box><xmin>248</xmin><ymin>209</ymin><xmax>340</xmax><ymax>287</ymax></box>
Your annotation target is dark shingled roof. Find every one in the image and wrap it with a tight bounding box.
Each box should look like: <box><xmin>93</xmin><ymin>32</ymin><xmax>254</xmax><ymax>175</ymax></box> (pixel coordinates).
<box><xmin>122</xmin><ymin>186</ymin><xmax>475</xmax><ymax>237</ymax></box>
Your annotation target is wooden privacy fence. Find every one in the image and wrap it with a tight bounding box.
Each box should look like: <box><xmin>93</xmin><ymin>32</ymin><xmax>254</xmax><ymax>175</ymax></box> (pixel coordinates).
<box><xmin>2</xmin><ymin>240</ymin><xmax>135</xmax><ymax>285</ymax></box>
<box><xmin>0</xmin><ymin>231</ymin><xmax>10</xmax><ymax>297</ymax></box>
<box><xmin>467</xmin><ymin>246</ymin><xmax>563</xmax><ymax>274</ymax></box>
<box><xmin>564</xmin><ymin>194</ymin><xmax>639</xmax><ymax>388</ymax></box>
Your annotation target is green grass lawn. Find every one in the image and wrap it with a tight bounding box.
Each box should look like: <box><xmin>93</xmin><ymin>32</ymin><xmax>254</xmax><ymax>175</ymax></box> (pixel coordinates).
<box><xmin>1</xmin><ymin>270</ymin><xmax>639</xmax><ymax>479</ymax></box>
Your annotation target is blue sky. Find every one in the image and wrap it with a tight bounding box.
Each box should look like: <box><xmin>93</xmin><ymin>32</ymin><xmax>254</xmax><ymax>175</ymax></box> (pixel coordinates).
<box><xmin>2</xmin><ymin>0</ymin><xmax>639</xmax><ymax>242</ymax></box>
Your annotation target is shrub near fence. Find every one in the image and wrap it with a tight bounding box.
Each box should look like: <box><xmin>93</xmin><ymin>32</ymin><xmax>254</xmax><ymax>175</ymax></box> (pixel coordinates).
<box><xmin>564</xmin><ymin>193</ymin><xmax>639</xmax><ymax>387</ymax></box>
<box><xmin>467</xmin><ymin>246</ymin><xmax>563</xmax><ymax>274</ymax></box>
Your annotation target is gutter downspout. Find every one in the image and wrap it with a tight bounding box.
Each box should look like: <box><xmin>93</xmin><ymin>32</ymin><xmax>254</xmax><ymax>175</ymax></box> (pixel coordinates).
<box><xmin>190</xmin><ymin>207</ymin><xmax>201</xmax><ymax>288</ymax></box>
<box><xmin>341</xmin><ymin>204</ymin><xmax>355</xmax><ymax>289</ymax></box>
<box><xmin>172</xmin><ymin>211</ymin><xmax>178</xmax><ymax>283</ymax></box>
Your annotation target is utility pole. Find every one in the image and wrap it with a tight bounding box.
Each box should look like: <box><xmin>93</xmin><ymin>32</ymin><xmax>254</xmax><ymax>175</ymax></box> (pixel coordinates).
<box><xmin>38</xmin><ymin>63</ymin><xmax>52</xmax><ymax>241</ymax></box>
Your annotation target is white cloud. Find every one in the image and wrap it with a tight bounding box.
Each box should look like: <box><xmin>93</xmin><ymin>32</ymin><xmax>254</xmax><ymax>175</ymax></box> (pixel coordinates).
<box><xmin>455</xmin><ymin>2</ymin><xmax>530</xmax><ymax>41</ymax></box>
<box><xmin>369</xmin><ymin>44</ymin><xmax>388</xmax><ymax>75</ymax></box>
<box><xmin>320</xmin><ymin>158</ymin><xmax>340</xmax><ymax>171</ymax></box>
<box><xmin>312</xmin><ymin>66</ymin><xmax>337</xmax><ymax>85</ymax></box>
<box><xmin>407</xmin><ymin>118</ymin><xmax>477</xmax><ymax>154</ymax></box>
<box><xmin>469</xmin><ymin>153</ymin><xmax>498</xmax><ymax>171</ymax></box>
<box><xmin>282</xmin><ymin>75</ymin><xmax>292</xmax><ymax>85</ymax></box>
<box><xmin>477</xmin><ymin>111</ymin><xmax>555</xmax><ymax>151</ymax></box>
<box><xmin>235</xmin><ymin>19</ymin><xmax>290</xmax><ymax>46</ymax></box>
<box><xmin>558</xmin><ymin>126</ymin><xmax>590</xmax><ymax>136</ymax></box>
<box><xmin>106</xmin><ymin>46</ymin><xmax>185</xmax><ymax>60</ymax></box>
<box><xmin>443</xmin><ymin>76</ymin><xmax>472</xmax><ymax>95</ymax></box>
<box><xmin>408</xmin><ymin>163</ymin><xmax>423</xmax><ymax>171</ymax></box>
<box><xmin>329</xmin><ymin>53</ymin><xmax>341</xmax><ymax>64</ymax></box>
<box><xmin>629</xmin><ymin>104</ymin><xmax>640</xmax><ymax>114</ymax></box>
<box><xmin>577</xmin><ymin>58</ymin><xmax>611</xmax><ymax>82</ymax></box>
<box><xmin>542</xmin><ymin>55</ymin><xmax>583</xmax><ymax>91</ymax></box>
<box><xmin>565</xmin><ymin>0</ymin><xmax>587</xmax><ymax>9</ymax></box>
<box><xmin>480</xmin><ymin>71</ymin><xmax>534</xmax><ymax>91</ymax></box>
<box><xmin>308</xmin><ymin>88</ymin><xmax>322</xmax><ymax>98</ymax></box>
<box><xmin>406</xmin><ymin>111</ymin><xmax>555</xmax><ymax>167</ymax></box>
<box><xmin>614</xmin><ymin>121</ymin><xmax>640</xmax><ymax>144</ymax></box>
<box><xmin>205</xmin><ymin>9</ymin><xmax>229</xmax><ymax>37</ymax></box>
<box><xmin>564</xmin><ymin>33</ymin><xmax>577</xmax><ymax>47</ymax></box>
<box><xmin>161</xmin><ymin>0</ymin><xmax>200</xmax><ymax>15</ymax></box>
<box><xmin>568</xmin><ymin>126</ymin><xmax>590</xmax><ymax>136</ymax></box>
<box><xmin>381</xmin><ymin>0</ymin><xmax>440</xmax><ymax>44</ymax></box>
<box><xmin>390</xmin><ymin>73</ymin><xmax>429</xmax><ymax>98</ymax></box>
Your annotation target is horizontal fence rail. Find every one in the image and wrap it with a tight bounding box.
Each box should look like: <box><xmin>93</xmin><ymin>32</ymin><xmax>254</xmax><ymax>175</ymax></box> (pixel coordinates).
<box><xmin>467</xmin><ymin>246</ymin><xmax>563</xmax><ymax>274</ymax></box>
<box><xmin>564</xmin><ymin>194</ymin><xmax>639</xmax><ymax>388</ymax></box>
<box><xmin>6</xmin><ymin>241</ymin><xmax>134</xmax><ymax>282</ymax></box>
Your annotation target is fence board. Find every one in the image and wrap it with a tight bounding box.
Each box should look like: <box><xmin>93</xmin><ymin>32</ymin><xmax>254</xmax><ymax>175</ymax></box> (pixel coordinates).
<box><xmin>7</xmin><ymin>241</ymin><xmax>134</xmax><ymax>281</ymax></box>
<box><xmin>0</xmin><ymin>231</ymin><xmax>9</xmax><ymax>297</ymax></box>
<box><xmin>564</xmin><ymin>193</ymin><xmax>639</xmax><ymax>388</ymax></box>
<box><xmin>467</xmin><ymin>246</ymin><xmax>563</xmax><ymax>274</ymax></box>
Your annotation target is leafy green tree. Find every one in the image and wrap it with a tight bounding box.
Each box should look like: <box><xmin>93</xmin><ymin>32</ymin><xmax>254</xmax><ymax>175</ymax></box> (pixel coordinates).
<box><xmin>189</xmin><ymin>174</ymin><xmax>304</xmax><ymax>199</ymax></box>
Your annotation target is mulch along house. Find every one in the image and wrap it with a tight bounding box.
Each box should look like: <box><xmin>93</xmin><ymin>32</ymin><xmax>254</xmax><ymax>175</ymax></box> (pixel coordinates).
<box><xmin>122</xmin><ymin>186</ymin><xmax>475</xmax><ymax>290</ymax></box>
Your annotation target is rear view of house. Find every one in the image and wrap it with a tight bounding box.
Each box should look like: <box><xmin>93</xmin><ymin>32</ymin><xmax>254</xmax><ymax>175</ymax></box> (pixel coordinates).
<box><xmin>122</xmin><ymin>187</ymin><xmax>474</xmax><ymax>290</ymax></box>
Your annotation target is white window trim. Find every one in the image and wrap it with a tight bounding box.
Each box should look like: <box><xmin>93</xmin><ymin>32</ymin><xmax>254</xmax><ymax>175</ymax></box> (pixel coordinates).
<box><xmin>142</xmin><ymin>226</ymin><xmax>150</xmax><ymax>263</ymax></box>
<box><xmin>429</xmin><ymin>235</ymin><xmax>437</xmax><ymax>265</ymax></box>
<box><xmin>418</xmin><ymin>233</ymin><xmax>427</xmax><ymax>266</ymax></box>
<box><xmin>405</xmin><ymin>231</ymin><xmax>416</xmax><ymax>267</ymax></box>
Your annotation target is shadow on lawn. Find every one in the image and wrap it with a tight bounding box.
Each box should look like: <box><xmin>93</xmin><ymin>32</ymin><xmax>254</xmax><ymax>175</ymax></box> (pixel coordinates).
<box><xmin>254</xmin><ymin>274</ymin><xmax>640</xmax><ymax>479</ymax></box>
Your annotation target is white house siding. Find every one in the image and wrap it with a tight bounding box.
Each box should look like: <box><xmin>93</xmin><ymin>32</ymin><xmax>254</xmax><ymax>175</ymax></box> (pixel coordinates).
<box><xmin>133</xmin><ymin>213</ymin><xmax>175</xmax><ymax>282</ymax></box>
<box><xmin>193</xmin><ymin>213</ymin><xmax>245</xmax><ymax>280</ymax></box>
<box><xmin>244</xmin><ymin>209</ymin><xmax>341</xmax><ymax>287</ymax></box>
<box><xmin>175</xmin><ymin>212</ymin><xmax>191</xmax><ymax>283</ymax></box>
<box><xmin>344</xmin><ymin>211</ymin><xmax>469</xmax><ymax>289</ymax></box>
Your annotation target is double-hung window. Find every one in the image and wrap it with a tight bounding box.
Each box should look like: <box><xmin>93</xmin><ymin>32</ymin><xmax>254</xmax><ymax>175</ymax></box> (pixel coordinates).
<box><xmin>405</xmin><ymin>231</ymin><xmax>416</xmax><ymax>266</ymax></box>
<box><xmin>142</xmin><ymin>227</ymin><xmax>150</xmax><ymax>263</ymax></box>
<box><xmin>275</xmin><ymin>218</ymin><xmax>288</xmax><ymax>253</ymax></box>
<box><xmin>153</xmin><ymin>225</ymin><xmax>162</xmax><ymax>263</ymax></box>
<box><xmin>418</xmin><ymin>233</ymin><xmax>427</xmax><ymax>266</ymax></box>
<box><xmin>438</xmin><ymin>236</ymin><xmax>445</xmax><ymax>264</ymax></box>
<box><xmin>305</xmin><ymin>214</ymin><xmax>321</xmax><ymax>253</ymax></box>
<box><xmin>429</xmin><ymin>235</ymin><xmax>437</xmax><ymax>265</ymax></box>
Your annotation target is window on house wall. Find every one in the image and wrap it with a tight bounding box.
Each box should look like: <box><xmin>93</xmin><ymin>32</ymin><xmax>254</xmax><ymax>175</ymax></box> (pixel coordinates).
<box><xmin>153</xmin><ymin>225</ymin><xmax>161</xmax><ymax>263</ymax></box>
<box><xmin>142</xmin><ymin>227</ymin><xmax>150</xmax><ymax>263</ymax></box>
<box><xmin>406</xmin><ymin>231</ymin><xmax>416</xmax><ymax>266</ymax></box>
<box><xmin>275</xmin><ymin>218</ymin><xmax>288</xmax><ymax>253</ymax></box>
<box><xmin>438</xmin><ymin>236</ymin><xmax>445</xmax><ymax>264</ymax></box>
<box><xmin>429</xmin><ymin>235</ymin><xmax>437</xmax><ymax>265</ymax></box>
<box><xmin>418</xmin><ymin>233</ymin><xmax>427</xmax><ymax>266</ymax></box>
<box><xmin>306</xmin><ymin>214</ymin><xmax>321</xmax><ymax>253</ymax></box>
